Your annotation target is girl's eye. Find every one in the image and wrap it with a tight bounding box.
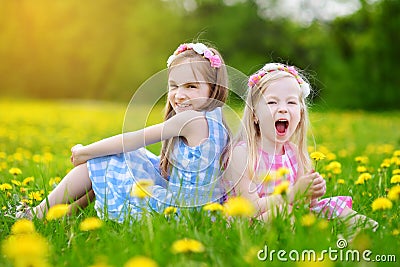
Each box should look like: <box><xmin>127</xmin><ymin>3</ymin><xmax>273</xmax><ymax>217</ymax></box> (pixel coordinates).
<box><xmin>288</xmin><ymin>101</ymin><xmax>298</xmax><ymax>105</ymax></box>
<box><xmin>267</xmin><ymin>101</ymin><xmax>277</xmax><ymax>105</ymax></box>
<box><xmin>188</xmin><ymin>84</ymin><xmax>198</xmax><ymax>89</ymax></box>
<box><xmin>169</xmin><ymin>85</ymin><xmax>177</xmax><ymax>91</ymax></box>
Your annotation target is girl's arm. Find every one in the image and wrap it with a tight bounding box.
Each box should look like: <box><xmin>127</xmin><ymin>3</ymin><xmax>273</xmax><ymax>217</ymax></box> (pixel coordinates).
<box><xmin>224</xmin><ymin>145</ymin><xmax>286</xmax><ymax>218</ymax></box>
<box><xmin>71</xmin><ymin>110</ymin><xmax>207</xmax><ymax>166</ymax></box>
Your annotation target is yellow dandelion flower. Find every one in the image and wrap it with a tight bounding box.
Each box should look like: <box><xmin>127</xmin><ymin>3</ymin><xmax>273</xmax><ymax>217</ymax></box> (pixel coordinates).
<box><xmin>9</xmin><ymin>167</ymin><xmax>22</xmax><ymax>175</ymax></box>
<box><xmin>326</xmin><ymin>153</ymin><xmax>336</xmax><ymax>161</ymax></box>
<box><xmin>355</xmin><ymin>177</ymin><xmax>365</xmax><ymax>185</ymax></box>
<box><xmin>203</xmin><ymin>202</ymin><xmax>224</xmax><ymax>212</ymax></box>
<box><xmin>224</xmin><ymin>196</ymin><xmax>256</xmax><ymax>217</ymax></box>
<box><xmin>355</xmin><ymin>156</ymin><xmax>368</xmax><ymax>164</ymax></box>
<box><xmin>171</xmin><ymin>238</ymin><xmax>205</xmax><ymax>254</ymax></box>
<box><xmin>394</xmin><ymin>150</ymin><xmax>400</xmax><ymax>157</ymax></box>
<box><xmin>0</xmin><ymin>151</ymin><xmax>6</xmax><ymax>158</ymax></box>
<box><xmin>380</xmin><ymin>144</ymin><xmax>394</xmax><ymax>154</ymax></box>
<box><xmin>256</xmin><ymin>171</ymin><xmax>279</xmax><ymax>184</ymax></box>
<box><xmin>388</xmin><ymin>185</ymin><xmax>400</xmax><ymax>201</ymax></box>
<box><xmin>42</xmin><ymin>152</ymin><xmax>53</xmax><ymax>163</ymax></box>
<box><xmin>317</xmin><ymin>146</ymin><xmax>330</xmax><ymax>156</ymax></box>
<box><xmin>11</xmin><ymin>180</ymin><xmax>21</xmax><ymax>186</ymax></box>
<box><xmin>326</xmin><ymin>161</ymin><xmax>342</xmax><ymax>174</ymax></box>
<box><xmin>13</xmin><ymin>152</ymin><xmax>23</xmax><ymax>162</ymax></box>
<box><xmin>317</xmin><ymin>220</ymin><xmax>329</xmax><ymax>230</ymax></box>
<box><xmin>390</xmin><ymin>175</ymin><xmax>400</xmax><ymax>184</ymax></box>
<box><xmin>46</xmin><ymin>204</ymin><xmax>69</xmax><ymax>220</ymax></box>
<box><xmin>277</xmin><ymin>167</ymin><xmax>290</xmax><ymax>178</ymax></box>
<box><xmin>393</xmin><ymin>169</ymin><xmax>400</xmax><ymax>175</ymax></box>
<box><xmin>32</xmin><ymin>154</ymin><xmax>42</xmax><ymax>163</ymax></box>
<box><xmin>380</xmin><ymin>159</ymin><xmax>391</xmax><ymax>169</ymax></box>
<box><xmin>163</xmin><ymin>206</ymin><xmax>178</xmax><ymax>216</ymax></box>
<box><xmin>371</xmin><ymin>197</ymin><xmax>393</xmax><ymax>211</ymax></box>
<box><xmin>22</xmin><ymin>176</ymin><xmax>35</xmax><ymax>186</ymax></box>
<box><xmin>11</xmin><ymin>219</ymin><xmax>36</xmax><ymax>235</ymax></box>
<box><xmin>328</xmin><ymin>161</ymin><xmax>342</xmax><ymax>169</ymax></box>
<box><xmin>300</xmin><ymin>213</ymin><xmax>316</xmax><ymax>227</ymax></box>
<box><xmin>392</xmin><ymin>229</ymin><xmax>399</xmax><ymax>236</ymax></box>
<box><xmin>359</xmin><ymin>172</ymin><xmax>372</xmax><ymax>181</ymax></box>
<box><xmin>124</xmin><ymin>256</ymin><xmax>158</xmax><ymax>267</ymax></box>
<box><xmin>1</xmin><ymin>161</ymin><xmax>8</xmax><ymax>169</ymax></box>
<box><xmin>130</xmin><ymin>179</ymin><xmax>154</xmax><ymax>199</ymax></box>
<box><xmin>48</xmin><ymin>176</ymin><xmax>61</xmax><ymax>187</ymax></box>
<box><xmin>0</xmin><ymin>183</ymin><xmax>13</xmax><ymax>191</ymax></box>
<box><xmin>19</xmin><ymin>187</ymin><xmax>28</xmax><ymax>193</ymax></box>
<box><xmin>337</xmin><ymin>179</ymin><xmax>345</xmax><ymax>184</ymax></box>
<box><xmin>28</xmin><ymin>191</ymin><xmax>43</xmax><ymax>202</ymax></box>
<box><xmin>310</xmin><ymin>152</ymin><xmax>326</xmax><ymax>161</ymax></box>
<box><xmin>356</xmin><ymin>166</ymin><xmax>367</xmax><ymax>173</ymax></box>
<box><xmin>79</xmin><ymin>217</ymin><xmax>103</xmax><ymax>231</ymax></box>
<box><xmin>2</xmin><ymin>233</ymin><xmax>49</xmax><ymax>264</ymax></box>
<box><xmin>332</xmin><ymin>168</ymin><xmax>341</xmax><ymax>175</ymax></box>
<box><xmin>273</xmin><ymin>181</ymin><xmax>290</xmax><ymax>195</ymax></box>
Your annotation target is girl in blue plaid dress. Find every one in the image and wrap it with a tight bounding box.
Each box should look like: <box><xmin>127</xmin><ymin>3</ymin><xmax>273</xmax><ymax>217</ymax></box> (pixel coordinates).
<box><xmin>25</xmin><ymin>43</ymin><xmax>231</xmax><ymax>222</ymax></box>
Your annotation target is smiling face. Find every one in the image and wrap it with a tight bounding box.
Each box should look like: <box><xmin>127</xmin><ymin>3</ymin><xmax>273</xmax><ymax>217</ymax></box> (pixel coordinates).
<box><xmin>254</xmin><ymin>76</ymin><xmax>302</xmax><ymax>152</ymax></box>
<box><xmin>167</xmin><ymin>61</ymin><xmax>211</xmax><ymax>113</ymax></box>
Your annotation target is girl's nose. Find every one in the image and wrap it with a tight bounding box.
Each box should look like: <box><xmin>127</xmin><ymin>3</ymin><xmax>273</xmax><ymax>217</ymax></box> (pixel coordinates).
<box><xmin>278</xmin><ymin>104</ymin><xmax>288</xmax><ymax>113</ymax></box>
<box><xmin>175</xmin><ymin>87</ymin><xmax>186</xmax><ymax>100</ymax></box>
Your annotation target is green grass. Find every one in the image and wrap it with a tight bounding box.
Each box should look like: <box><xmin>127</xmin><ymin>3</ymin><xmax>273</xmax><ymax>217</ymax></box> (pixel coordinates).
<box><xmin>0</xmin><ymin>99</ymin><xmax>399</xmax><ymax>267</ymax></box>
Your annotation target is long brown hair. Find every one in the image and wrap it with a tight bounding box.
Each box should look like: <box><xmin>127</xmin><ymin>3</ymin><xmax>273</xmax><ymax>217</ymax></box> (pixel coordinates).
<box><xmin>159</xmin><ymin>46</ymin><xmax>230</xmax><ymax>179</ymax></box>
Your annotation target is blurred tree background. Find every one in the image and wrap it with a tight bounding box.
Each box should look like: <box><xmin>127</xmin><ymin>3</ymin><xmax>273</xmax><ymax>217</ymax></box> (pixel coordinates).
<box><xmin>0</xmin><ymin>0</ymin><xmax>398</xmax><ymax>110</ymax></box>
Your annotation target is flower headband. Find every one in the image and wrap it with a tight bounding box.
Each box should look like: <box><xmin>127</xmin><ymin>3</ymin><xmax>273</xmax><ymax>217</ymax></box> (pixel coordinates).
<box><xmin>248</xmin><ymin>63</ymin><xmax>310</xmax><ymax>98</ymax></box>
<box><xmin>167</xmin><ymin>43</ymin><xmax>222</xmax><ymax>68</ymax></box>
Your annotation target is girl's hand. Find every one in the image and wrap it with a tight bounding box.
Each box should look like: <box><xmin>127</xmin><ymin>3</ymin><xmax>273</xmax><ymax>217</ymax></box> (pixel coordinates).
<box><xmin>311</xmin><ymin>174</ymin><xmax>326</xmax><ymax>199</ymax></box>
<box><xmin>71</xmin><ymin>144</ymin><xmax>89</xmax><ymax>166</ymax></box>
<box><xmin>288</xmin><ymin>171</ymin><xmax>323</xmax><ymax>203</ymax></box>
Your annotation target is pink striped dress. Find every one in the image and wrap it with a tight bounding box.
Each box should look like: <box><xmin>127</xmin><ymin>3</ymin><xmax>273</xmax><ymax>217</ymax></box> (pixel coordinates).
<box><xmin>237</xmin><ymin>141</ymin><xmax>352</xmax><ymax>218</ymax></box>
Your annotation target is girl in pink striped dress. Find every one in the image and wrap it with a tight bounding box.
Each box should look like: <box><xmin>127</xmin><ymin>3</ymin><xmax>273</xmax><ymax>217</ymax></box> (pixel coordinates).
<box><xmin>224</xmin><ymin>63</ymin><xmax>377</xmax><ymax>232</ymax></box>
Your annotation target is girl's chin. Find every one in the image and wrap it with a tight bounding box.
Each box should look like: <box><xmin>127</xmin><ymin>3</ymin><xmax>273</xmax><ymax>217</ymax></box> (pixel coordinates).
<box><xmin>174</xmin><ymin>106</ymin><xmax>194</xmax><ymax>113</ymax></box>
<box><xmin>274</xmin><ymin>132</ymin><xmax>290</xmax><ymax>142</ymax></box>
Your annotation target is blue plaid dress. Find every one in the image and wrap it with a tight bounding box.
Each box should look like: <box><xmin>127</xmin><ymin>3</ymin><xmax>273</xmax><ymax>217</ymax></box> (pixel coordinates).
<box><xmin>87</xmin><ymin>107</ymin><xmax>228</xmax><ymax>222</ymax></box>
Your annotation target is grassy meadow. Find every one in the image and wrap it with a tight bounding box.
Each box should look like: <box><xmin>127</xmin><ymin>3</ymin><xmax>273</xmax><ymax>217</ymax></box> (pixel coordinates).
<box><xmin>0</xmin><ymin>99</ymin><xmax>399</xmax><ymax>267</ymax></box>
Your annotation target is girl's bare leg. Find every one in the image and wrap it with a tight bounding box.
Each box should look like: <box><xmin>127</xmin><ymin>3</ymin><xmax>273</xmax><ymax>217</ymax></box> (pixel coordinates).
<box><xmin>33</xmin><ymin>164</ymin><xmax>92</xmax><ymax>219</ymax></box>
<box><xmin>340</xmin><ymin>207</ymin><xmax>378</xmax><ymax>229</ymax></box>
<box><xmin>339</xmin><ymin>207</ymin><xmax>378</xmax><ymax>241</ymax></box>
<box><xmin>68</xmin><ymin>189</ymin><xmax>95</xmax><ymax>216</ymax></box>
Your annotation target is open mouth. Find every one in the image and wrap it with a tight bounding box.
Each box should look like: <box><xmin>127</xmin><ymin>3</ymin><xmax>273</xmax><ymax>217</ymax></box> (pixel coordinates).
<box><xmin>275</xmin><ymin>119</ymin><xmax>289</xmax><ymax>135</ymax></box>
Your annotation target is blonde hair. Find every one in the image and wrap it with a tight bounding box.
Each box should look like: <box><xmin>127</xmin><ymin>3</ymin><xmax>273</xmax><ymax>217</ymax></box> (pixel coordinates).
<box><xmin>160</xmin><ymin>46</ymin><xmax>231</xmax><ymax>179</ymax></box>
<box><xmin>233</xmin><ymin>67</ymin><xmax>312</xmax><ymax>179</ymax></box>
